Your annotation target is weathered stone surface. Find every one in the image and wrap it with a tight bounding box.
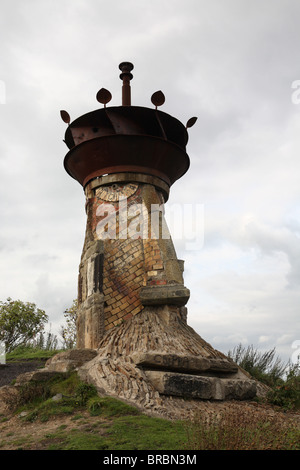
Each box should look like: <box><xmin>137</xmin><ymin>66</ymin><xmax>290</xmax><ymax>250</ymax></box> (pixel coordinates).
<box><xmin>145</xmin><ymin>370</ymin><xmax>223</xmax><ymax>400</ymax></box>
<box><xmin>140</xmin><ymin>284</ymin><xmax>190</xmax><ymax>306</ymax></box>
<box><xmin>223</xmin><ymin>379</ymin><xmax>257</xmax><ymax>400</ymax></box>
<box><xmin>77</xmin><ymin>294</ymin><xmax>105</xmax><ymax>349</ymax></box>
<box><xmin>131</xmin><ymin>351</ymin><xmax>238</xmax><ymax>374</ymax></box>
<box><xmin>207</xmin><ymin>358</ymin><xmax>239</xmax><ymax>373</ymax></box>
<box><xmin>82</xmin><ymin>240</ymin><xmax>104</xmax><ymax>263</ymax></box>
<box><xmin>145</xmin><ymin>370</ymin><xmax>257</xmax><ymax>401</ymax></box>
<box><xmin>76</xmin><ymin>308</ymin><xmax>258</xmax><ymax>411</ymax></box>
<box><xmin>45</xmin><ymin>349</ymin><xmax>97</xmax><ymax>373</ymax></box>
<box><xmin>88</xmin><ymin>172</ymin><xmax>170</xmax><ymax>201</ymax></box>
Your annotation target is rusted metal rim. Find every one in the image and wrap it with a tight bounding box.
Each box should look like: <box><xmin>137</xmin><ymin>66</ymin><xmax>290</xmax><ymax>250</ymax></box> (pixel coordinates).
<box><xmin>63</xmin><ymin>106</ymin><xmax>189</xmax><ymax>150</ymax></box>
<box><xmin>64</xmin><ymin>134</ymin><xmax>190</xmax><ymax>188</ymax></box>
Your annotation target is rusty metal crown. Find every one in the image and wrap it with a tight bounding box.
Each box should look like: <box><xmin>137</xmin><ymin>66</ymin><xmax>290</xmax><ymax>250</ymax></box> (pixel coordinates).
<box><xmin>61</xmin><ymin>62</ymin><xmax>197</xmax><ymax>189</ymax></box>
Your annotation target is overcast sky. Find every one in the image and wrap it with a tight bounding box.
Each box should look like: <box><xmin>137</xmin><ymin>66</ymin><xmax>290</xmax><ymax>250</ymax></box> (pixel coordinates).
<box><xmin>0</xmin><ymin>0</ymin><xmax>299</xmax><ymax>364</ymax></box>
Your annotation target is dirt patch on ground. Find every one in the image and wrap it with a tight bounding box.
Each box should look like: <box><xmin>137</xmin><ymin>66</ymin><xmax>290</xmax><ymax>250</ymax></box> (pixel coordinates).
<box><xmin>0</xmin><ymin>409</ymin><xmax>110</xmax><ymax>450</ymax></box>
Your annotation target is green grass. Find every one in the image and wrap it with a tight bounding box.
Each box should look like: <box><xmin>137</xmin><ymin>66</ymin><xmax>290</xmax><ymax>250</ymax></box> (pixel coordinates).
<box><xmin>6</xmin><ymin>345</ymin><xmax>62</xmax><ymax>362</ymax></box>
<box><xmin>87</xmin><ymin>396</ymin><xmax>141</xmax><ymax>417</ymax></box>
<box><xmin>103</xmin><ymin>415</ymin><xmax>186</xmax><ymax>450</ymax></box>
<box><xmin>34</xmin><ymin>412</ymin><xmax>187</xmax><ymax>451</ymax></box>
<box><xmin>17</xmin><ymin>372</ymin><xmax>90</xmax><ymax>422</ymax></box>
<box><xmin>15</xmin><ymin>395</ymin><xmax>299</xmax><ymax>451</ymax></box>
<box><xmin>8</xmin><ymin>371</ymin><xmax>188</xmax><ymax>450</ymax></box>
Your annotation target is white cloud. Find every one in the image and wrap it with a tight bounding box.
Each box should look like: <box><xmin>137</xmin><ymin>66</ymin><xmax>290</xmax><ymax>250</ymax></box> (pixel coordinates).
<box><xmin>259</xmin><ymin>336</ymin><xmax>271</xmax><ymax>344</ymax></box>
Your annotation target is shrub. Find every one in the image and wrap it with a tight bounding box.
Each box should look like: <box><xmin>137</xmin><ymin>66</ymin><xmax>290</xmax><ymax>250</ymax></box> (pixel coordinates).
<box><xmin>267</xmin><ymin>363</ymin><xmax>300</xmax><ymax>410</ymax></box>
<box><xmin>74</xmin><ymin>383</ymin><xmax>97</xmax><ymax>406</ymax></box>
<box><xmin>228</xmin><ymin>344</ymin><xmax>286</xmax><ymax>386</ymax></box>
<box><xmin>87</xmin><ymin>396</ymin><xmax>103</xmax><ymax>416</ymax></box>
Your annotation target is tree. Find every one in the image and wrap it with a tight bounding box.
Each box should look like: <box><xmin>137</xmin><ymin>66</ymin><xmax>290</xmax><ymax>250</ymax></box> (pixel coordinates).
<box><xmin>60</xmin><ymin>299</ymin><xmax>77</xmax><ymax>349</ymax></box>
<box><xmin>0</xmin><ymin>298</ymin><xmax>48</xmax><ymax>352</ymax></box>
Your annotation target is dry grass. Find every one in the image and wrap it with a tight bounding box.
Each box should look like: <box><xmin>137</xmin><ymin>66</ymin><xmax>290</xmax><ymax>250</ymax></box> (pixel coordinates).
<box><xmin>185</xmin><ymin>404</ymin><xmax>299</xmax><ymax>450</ymax></box>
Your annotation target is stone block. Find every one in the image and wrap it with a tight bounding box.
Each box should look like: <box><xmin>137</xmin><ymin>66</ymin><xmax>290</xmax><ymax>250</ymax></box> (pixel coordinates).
<box><xmin>164</xmin><ymin>259</ymin><xmax>184</xmax><ymax>284</ymax></box>
<box><xmin>145</xmin><ymin>370</ymin><xmax>257</xmax><ymax>401</ymax></box>
<box><xmin>45</xmin><ymin>349</ymin><xmax>97</xmax><ymax>372</ymax></box>
<box><xmin>140</xmin><ymin>284</ymin><xmax>190</xmax><ymax>306</ymax></box>
<box><xmin>145</xmin><ymin>370</ymin><xmax>224</xmax><ymax>400</ymax></box>
<box><xmin>76</xmin><ymin>294</ymin><xmax>105</xmax><ymax>349</ymax></box>
<box><xmin>223</xmin><ymin>378</ymin><xmax>257</xmax><ymax>400</ymax></box>
<box><xmin>206</xmin><ymin>358</ymin><xmax>239</xmax><ymax>373</ymax></box>
<box><xmin>132</xmin><ymin>351</ymin><xmax>238</xmax><ymax>374</ymax></box>
<box><xmin>83</xmin><ymin>240</ymin><xmax>104</xmax><ymax>262</ymax></box>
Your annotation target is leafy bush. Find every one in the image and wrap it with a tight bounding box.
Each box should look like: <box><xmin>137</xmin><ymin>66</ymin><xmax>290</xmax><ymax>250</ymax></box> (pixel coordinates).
<box><xmin>267</xmin><ymin>363</ymin><xmax>300</xmax><ymax>410</ymax></box>
<box><xmin>74</xmin><ymin>382</ymin><xmax>97</xmax><ymax>406</ymax></box>
<box><xmin>227</xmin><ymin>344</ymin><xmax>300</xmax><ymax>411</ymax></box>
<box><xmin>228</xmin><ymin>344</ymin><xmax>286</xmax><ymax>386</ymax></box>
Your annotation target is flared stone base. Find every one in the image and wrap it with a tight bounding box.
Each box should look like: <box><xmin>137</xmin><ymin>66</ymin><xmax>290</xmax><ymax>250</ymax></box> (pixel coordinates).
<box><xmin>46</xmin><ymin>306</ymin><xmax>257</xmax><ymax>414</ymax></box>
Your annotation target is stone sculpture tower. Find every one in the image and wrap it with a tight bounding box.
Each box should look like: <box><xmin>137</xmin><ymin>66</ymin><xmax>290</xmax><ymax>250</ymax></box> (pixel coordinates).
<box><xmin>62</xmin><ymin>62</ymin><xmax>192</xmax><ymax>349</ymax></box>
<box><xmin>60</xmin><ymin>63</ymin><xmax>257</xmax><ymax>405</ymax></box>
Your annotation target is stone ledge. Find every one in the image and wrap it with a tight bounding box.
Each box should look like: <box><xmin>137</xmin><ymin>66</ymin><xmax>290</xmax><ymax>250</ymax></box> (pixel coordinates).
<box><xmin>140</xmin><ymin>284</ymin><xmax>190</xmax><ymax>306</ymax></box>
<box><xmin>131</xmin><ymin>351</ymin><xmax>238</xmax><ymax>374</ymax></box>
<box><xmin>145</xmin><ymin>370</ymin><xmax>257</xmax><ymax>401</ymax></box>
